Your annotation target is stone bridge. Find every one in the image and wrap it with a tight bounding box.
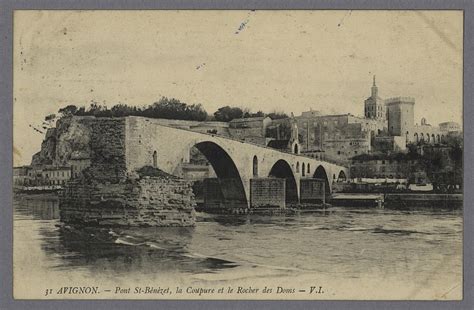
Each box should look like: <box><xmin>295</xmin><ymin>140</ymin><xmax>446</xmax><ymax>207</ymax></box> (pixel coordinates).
<box><xmin>124</xmin><ymin>117</ymin><xmax>349</xmax><ymax>207</ymax></box>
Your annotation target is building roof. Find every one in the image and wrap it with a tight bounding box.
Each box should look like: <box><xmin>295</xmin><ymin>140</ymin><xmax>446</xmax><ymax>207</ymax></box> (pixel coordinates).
<box><xmin>267</xmin><ymin>139</ymin><xmax>290</xmax><ymax>150</ymax></box>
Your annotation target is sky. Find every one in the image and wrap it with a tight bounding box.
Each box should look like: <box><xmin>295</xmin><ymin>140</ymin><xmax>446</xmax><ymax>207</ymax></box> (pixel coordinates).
<box><xmin>13</xmin><ymin>10</ymin><xmax>463</xmax><ymax>166</ymax></box>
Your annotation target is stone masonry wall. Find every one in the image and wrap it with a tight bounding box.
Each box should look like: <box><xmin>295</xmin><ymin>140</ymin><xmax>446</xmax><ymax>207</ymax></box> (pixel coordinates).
<box><xmin>87</xmin><ymin>118</ymin><xmax>127</xmax><ymax>182</ymax></box>
<box><xmin>59</xmin><ymin>176</ymin><xmax>196</xmax><ymax>227</ymax></box>
<box><xmin>250</xmin><ymin>178</ymin><xmax>286</xmax><ymax>208</ymax></box>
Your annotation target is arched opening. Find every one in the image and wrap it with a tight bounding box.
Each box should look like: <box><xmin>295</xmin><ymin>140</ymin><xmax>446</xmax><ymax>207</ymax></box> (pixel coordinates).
<box><xmin>194</xmin><ymin>141</ymin><xmax>248</xmax><ymax>208</ymax></box>
<box><xmin>296</xmin><ymin>162</ymin><xmax>300</xmax><ymax>173</ymax></box>
<box><xmin>302</xmin><ymin>163</ymin><xmax>306</xmax><ymax>176</ymax></box>
<box><xmin>307</xmin><ymin>163</ymin><xmax>310</xmax><ymax>174</ymax></box>
<box><xmin>420</xmin><ymin>133</ymin><xmax>424</xmax><ymax>142</ymax></box>
<box><xmin>269</xmin><ymin>160</ymin><xmax>298</xmax><ymax>204</ymax></box>
<box><xmin>337</xmin><ymin>170</ymin><xmax>347</xmax><ymax>182</ymax></box>
<box><xmin>414</xmin><ymin>133</ymin><xmax>418</xmax><ymax>143</ymax></box>
<box><xmin>431</xmin><ymin>134</ymin><xmax>435</xmax><ymax>144</ymax></box>
<box><xmin>253</xmin><ymin>155</ymin><xmax>258</xmax><ymax>177</ymax></box>
<box><xmin>313</xmin><ymin>165</ymin><xmax>331</xmax><ymax>197</ymax></box>
<box><xmin>153</xmin><ymin>151</ymin><xmax>157</xmax><ymax>168</ymax></box>
<box><xmin>441</xmin><ymin>135</ymin><xmax>445</xmax><ymax>143</ymax></box>
<box><xmin>437</xmin><ymin>134</ymin><xmax>440</xmax><ymax>143</ymax></box>
<box><xmin>426</xmin><ymin>134</ymin><xmax>430</xmax><ymax>143</ymax></box>
<box><xmin>294</xmin><ymin>144</ymin><xmax>299</xmax><ymax>154</ymax></box>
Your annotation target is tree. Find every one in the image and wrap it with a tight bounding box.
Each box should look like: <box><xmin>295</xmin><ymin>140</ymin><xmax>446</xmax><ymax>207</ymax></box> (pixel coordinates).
<box><xmin>213</xmin><ymin>106</ymin><xmax>244</xmax><ymax>122</ymax></box>
<box><xmin>58</xmin><ymin>105</ymin><xmax>78</xmax><ymax>117</ymax></box>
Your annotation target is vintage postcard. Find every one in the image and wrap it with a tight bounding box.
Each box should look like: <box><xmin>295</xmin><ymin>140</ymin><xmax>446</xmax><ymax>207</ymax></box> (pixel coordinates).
<box><xmin>13</xmin><ymin>10</ymin><xmax>463</xmax><ymax>300</ymax></box>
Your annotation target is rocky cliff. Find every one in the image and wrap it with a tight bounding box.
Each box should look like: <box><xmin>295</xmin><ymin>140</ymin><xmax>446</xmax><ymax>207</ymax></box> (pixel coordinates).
<box><xmin>31</xmin><ymin>116</ymin><xmax>92</xmax><ymax>167</ymax></box>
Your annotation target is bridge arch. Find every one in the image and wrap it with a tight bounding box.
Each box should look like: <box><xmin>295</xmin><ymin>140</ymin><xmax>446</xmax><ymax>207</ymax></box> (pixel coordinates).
<box><xmin>269</xmin><ymin>159</ymin><xmax>298</xmax><ymax>204</ymax></box>
<box><xmin>313</xmin><ymin>165</ymin><xmax>331</xmax><ymax>196</ymax></box>
<box><xmin>193</xmin><ymin>141</ymin><xmax>248</xmax><ymax>207</ymax></box>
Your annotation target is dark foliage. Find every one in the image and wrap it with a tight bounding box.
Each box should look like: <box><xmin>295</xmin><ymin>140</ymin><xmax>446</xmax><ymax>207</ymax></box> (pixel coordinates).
<box><xmin>213</xmin><ymin>106</ymin><xmax>245</xmax><ymax>122</ymax></box>
<box><xmin>57</xmin><ymin>97</ymin><xmax>208</xmax><ymax>121</ymax></box>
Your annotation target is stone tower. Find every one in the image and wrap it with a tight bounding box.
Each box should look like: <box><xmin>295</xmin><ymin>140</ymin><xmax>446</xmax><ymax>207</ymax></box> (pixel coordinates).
<box><xmin>364</xmin><ymin>75</ymin><xmax>386</xmax><ymax>121</ymax></box>
<box><xmin>385</xmin><ymin>97</ymin><xmax>415</xmax><ymax>137</ymax></box>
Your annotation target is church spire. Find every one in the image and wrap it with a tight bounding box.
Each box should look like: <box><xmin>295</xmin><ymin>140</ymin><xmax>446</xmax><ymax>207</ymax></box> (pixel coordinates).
<box><xmin>371</xmin><ymin>75</ymin><xmax>378</xmax><ymax>98</ymax></box>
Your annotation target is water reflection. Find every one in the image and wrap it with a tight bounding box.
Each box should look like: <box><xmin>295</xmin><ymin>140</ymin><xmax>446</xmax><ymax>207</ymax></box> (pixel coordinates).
<box><xmin>13</xmin><ymin>194</ymin><xmax>463</xmax><ymax>286</ymax></box>
<box><xmin>15</xmin><ymin>195</ymin><xmax>59</xmax><ymax>220</ymax></box>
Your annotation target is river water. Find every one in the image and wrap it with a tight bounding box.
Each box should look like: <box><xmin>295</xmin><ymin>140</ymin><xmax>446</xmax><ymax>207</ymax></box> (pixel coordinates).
<box><xmin>13</xmin><ymin>195</ymin><xmax>462</xmax><ymax>300</ymax></box>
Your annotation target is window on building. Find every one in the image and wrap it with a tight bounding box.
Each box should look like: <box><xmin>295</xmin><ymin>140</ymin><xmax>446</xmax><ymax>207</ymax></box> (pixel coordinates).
<box><xmin>296</xmin><ymin>162</ymin><xmax>300</xmax><ymax>173</ymax></box>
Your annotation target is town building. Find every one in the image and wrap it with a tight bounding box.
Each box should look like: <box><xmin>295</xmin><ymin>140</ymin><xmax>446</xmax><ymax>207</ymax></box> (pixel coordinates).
<box><xmin>228</xmin><ymin>116</ymin><xmax>272</xmax><ymax>144</ymax></box>
<box><xmin>41</xmin><ymin>166</ymin><xmax>72</xmax><ymax>185</ymax></box>
<box><xmin>350</xmin><ymin>155</ymin><xmax>428</xmax><ymax>184</ymax></box>
<box><xmin>294</xmin><ymin>113</ymin><xmax>374</xmax><ymax>162</ymax></box>
<box><xmin>410</xmin><ymin>118</ymin><xmax>461</xmax><ymax>145</ymax></box>
<box><xmin>14</xmin><ymin>165</ymin><xmax>72</xmax><ymax>187</ymax></box>
<box><xmin>372</xmin><ymin>135</ymin><xmax>407</xmax><ymax>153</ymax></box>
<box><xmin>13</xmin><ymin>166</ymin><xmax>33</xmax><ymax>186</ymax></box>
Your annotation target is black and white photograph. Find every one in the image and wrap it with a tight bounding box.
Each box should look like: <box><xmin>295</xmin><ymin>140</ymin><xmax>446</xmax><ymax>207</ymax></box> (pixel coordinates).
<box><xmin>12</xmin><ymin>10</ymin><xmax>463</xmax><ymax>300</ymax></box>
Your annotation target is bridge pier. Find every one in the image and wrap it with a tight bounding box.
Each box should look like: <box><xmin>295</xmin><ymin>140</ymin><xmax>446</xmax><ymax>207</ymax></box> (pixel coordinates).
<box><xmin>201</xmin><ymin>177</ymin><xmax>327</xmax><ymax>210</ymax></box>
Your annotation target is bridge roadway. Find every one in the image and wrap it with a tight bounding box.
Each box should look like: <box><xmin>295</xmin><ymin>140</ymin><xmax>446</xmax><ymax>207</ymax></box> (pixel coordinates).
<box><xmin>124</xmin><ymin>116</ymin><xmax>349</xmax><ymax>207</ymax></box>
